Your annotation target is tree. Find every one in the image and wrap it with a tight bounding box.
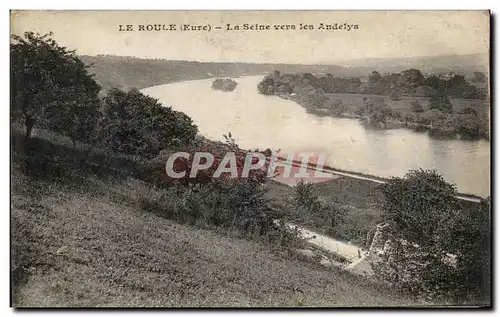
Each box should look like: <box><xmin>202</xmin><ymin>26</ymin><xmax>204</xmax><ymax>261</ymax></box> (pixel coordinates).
<box><xmin>448</xmin><ymin>74</ymin><xmax>467</xmax><ymax>88</ymax></box>
<box><xmin>212</xmin><ymin>78</ymin><xmax>237</xmax><ymax>92</ymax></box>
<box><xmin>294</xmin><ymin>181</ymin><xmax>321</xmax><ymax>211</ymax></box>
<box><xmin>380</xmin><ymin>169</ymin><xmax>458</xmax><ymax>246</ymax></box>
<box><xmin>272</xmin><ymin>69</ymin><xmax>281</xmax><ymax>80</ymax></box>
<box><xmin>459</xmin><ymin>106</ymin><xmax>478</xmax><ymax>117</ymax></box>
<box><xmin>447</xmin><ymin>199</ymin><xmax>490</xmax><ymax>304</ymax></box>
<box><xmin>378</xmin><ymin>169</ymin><xmax>490</xmax><ymax>303</ymax></box>
<box><xmin>10</xmin><ymin>31</ymin><xmax>101</xmax><ymax>142</ymax></box>
<box><xmin>472</xmin><ymin>72</ymin><xmax>486</xmax><ymax>83</ymax></box>
<box><xmin>277</xmin><ymin>83</ymin><xmax>293</xmax><ymax>94</ymax></box>
<box><xmin>454</xmin><ymin>114</ymin><xmax>482</xmax><ymax>139</ymax></box>
<box><xmin>429</xmin><ymin>93</ymin><xmax>453</xmax><ymax>113</ymax></box>
<box><xmin>410</xmin><ymin>100</ymin><xmax>424</xmax><ymax>113</ymax></box>
<box><xmin>257</xmin><ymin>75</ymin><xmax>275</xmax><ymax>95</ymax></box>
<box><xmin>423</xmin><ymin>75</ymin><xmax>441</xmax><ymax>91</ymax></box>
<box><xmin>416</xmin><ymin>109</ymin><xmax>446</xmax><ymax>126</ymax></box>
<box><xmin>100</xmin><ymin>88</ymin><xmax>198</xmax><ymax>158</ymax></box>
<box><xmin>388</xmin><ymin>90</ymin><xmax>401</xmax><ymax>101</ymax></box>
<box><xmin>368</xmin><ymin>71</ymin><xmax>382</xmax><ymax>83</ymax></box>
<box><xmin>293</xmin><ymin>181</ymin><xmax>346</xmax><ymax>233</ymax></box>
<box><xmin>44</xmin><ymin>98</ymin><xmax>102</xmax><ymax>148</ymax></box>
<box><xmin>402</xmin><ymin>69</ymin><xmax>424</xmax><ymax>86</ymax></box>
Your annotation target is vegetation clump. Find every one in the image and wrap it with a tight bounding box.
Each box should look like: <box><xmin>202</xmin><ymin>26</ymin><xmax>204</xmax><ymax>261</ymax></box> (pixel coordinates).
<box><xmin>373</xmin><ymin>169</ymin><xmax>490</xmax><ymax>304</ymax></box>
<box><xmin>257</xmin><ymin>69</ymin><xmax>489</xmax><ymax>139</ymax></box>
<box><xmin>212</xmin><ymin>78</ymin><xmax>238</xmax><ymax>92</ymax></box>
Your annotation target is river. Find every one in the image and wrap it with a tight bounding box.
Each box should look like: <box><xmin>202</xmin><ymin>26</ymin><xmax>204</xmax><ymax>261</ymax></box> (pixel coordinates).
<box><xmin>141</xmin><ymin>75</ymin><xmax>490</xmax><ymax>197</ymax></box>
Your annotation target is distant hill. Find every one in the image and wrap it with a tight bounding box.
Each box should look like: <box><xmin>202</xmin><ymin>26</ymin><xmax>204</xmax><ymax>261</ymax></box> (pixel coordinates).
<box><xmin>341</xmin><ymin>54</ymin><xmax>489</xmax><ymax>76</ymax></box>
<box><xmin>80</xmin><ymin>54</ymin><xmax>489</xmax><ymax>93</ymax></box>
<box><xmin>79</xmin><ymin>55</ymin><xmax>364</xmax><ymax>92</ymax></box>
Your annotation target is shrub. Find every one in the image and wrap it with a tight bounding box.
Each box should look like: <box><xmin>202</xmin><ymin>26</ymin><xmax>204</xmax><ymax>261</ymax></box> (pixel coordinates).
<box><xmin>375</xmin><ymin>169</ymin><xmax>491</xmax><ymax>304</ymax></box>
<box><xmin>388</xmin><ymin>90</ymin><xmax>401</xmax><ymax>101</ymax></box>
<box><xmin>410</xmin><ymin>100</ymin><xmax>424</xmax><ymax>113</ymax></box>
<box><xmin>150</xmin><ymin>133</ymin><xmax>271</xmax><ymax>186</ymax></box>
<box><xmin>294</xmin><ymin>181</ymin><xmax>321</xmax><ymax>211</ymax></box>
<box><xmin>212</xmin><ymin>78</ymin><xmax>237</xmax><ymax>92</ymax></box>
<box><xmin>453</xmin><ymin>114</ymin><xmax>483</xmax><ymax>139</ymax></box>
<box><xmin>257</xmin><ymin>75</ymin><xmax>276</xmax><ymax>95</ymax></box>
<box><xmin>429</xmin><ymin>94</ymin><xmax>453</xmax><ymax>113</ymax></box>
<box><xmin>291</xmin><ymin>181</ymin><xmax>348</xmax><ymax>240</ymax></box>
<box><xmin>100</xmin><ymin>88</ymin><xmax>198</xmax><ymax>158</ymax></box>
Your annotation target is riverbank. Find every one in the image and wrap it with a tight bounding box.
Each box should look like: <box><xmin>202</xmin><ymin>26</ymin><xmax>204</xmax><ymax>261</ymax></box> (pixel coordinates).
<box><xmin>257</xmin><ymin>70</ymin><xmax>489</xmax><ymax>140</ymax></box>
<box><xmin>281</xmin><ymin>92</ymin><xmax>490</xmax><ymax>140</ymax></box>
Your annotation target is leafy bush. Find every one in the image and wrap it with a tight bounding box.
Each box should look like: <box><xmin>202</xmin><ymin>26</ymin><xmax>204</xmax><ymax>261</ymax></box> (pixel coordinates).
<box><xmin>291</xmin><ymin>181</ymin><xmax>348</xmax><ymax>240</ymax></box>
<box><xmin>410</xmin><ymin>101</ymin><xmax>424</xmax><ymax>113</ymax></box>
<box><xmin>212</xmin><ymin>78</ymin><xmax>238</xmax><ymax>92</ymax></box>
<box><xmin>388</xmin><ymin>90</ymin><xmax>401</xmax><ymax>101</ymax></box>
<box><xmin>453</xmin><ymin>114</ymin><xmax>484</xmax><ymax>139</ymax></box>
<box><xmin>150</xmin><ymin>133</ymin><xmax>270</xmax><ymax>186</ymax></box>
<box><xmin>375</xmin><ymin>169</ymin><xmax>491</xmax><ymax>304</ymax></box>
<box><xmin>429</xmin><ymin>94</ymin><xmax>453</xmax><ymax>113</ymax></box>
<box><xmin>294</xmin><ymin>181</ymin><xmax>321</xmax><ymax>211</ymax></box>
<box><xmin>100</xmin><ymin>88</ymin><xmax>198</xmax><ymax>158</ymax></box>
<box><xmin>134</xmin><ymin>171</ymin><xmax>298</xmax><ymax>246</ymax></box>
<box><xmin>144</xmin><ymin>135</ymin><xmax>299</xmax><ymax>244</ymax></box>
<box><xmin>257</xmin><ymin>75</ymin><xmax>276</xmax><ymax>95</ymax></box>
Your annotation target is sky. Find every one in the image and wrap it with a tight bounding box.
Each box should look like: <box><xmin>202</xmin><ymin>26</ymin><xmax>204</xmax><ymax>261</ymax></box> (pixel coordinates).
<box><xmin>10</xmin><ymin>10</ymin><xmax>490</xmax><ymax>64</ymax></box>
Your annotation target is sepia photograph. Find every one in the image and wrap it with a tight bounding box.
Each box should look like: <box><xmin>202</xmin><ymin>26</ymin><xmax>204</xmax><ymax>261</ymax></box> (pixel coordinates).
<box><xmin>9</xmin><ymin>10</ymin><xmax>491</xmax><ymax>308</ymax></box>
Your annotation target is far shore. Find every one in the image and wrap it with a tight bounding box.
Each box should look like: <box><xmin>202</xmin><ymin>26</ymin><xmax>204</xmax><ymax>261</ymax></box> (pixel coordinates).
<box><xmin>277</xmin><ymin>93</ymin><xmax>490</xmax><ymax>141</ymax></box>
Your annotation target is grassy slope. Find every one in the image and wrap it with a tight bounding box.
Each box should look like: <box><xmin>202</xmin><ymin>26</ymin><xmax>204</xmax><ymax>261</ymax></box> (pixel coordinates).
<box><xmin>11</xmin><ymin>170</ymin><xmax>413</xmax><ymax>307</ymax></box>
<box><xmin>11</xmin><ymin>131</ymin><xmax>415</xmax><ymax>307</ymax></box>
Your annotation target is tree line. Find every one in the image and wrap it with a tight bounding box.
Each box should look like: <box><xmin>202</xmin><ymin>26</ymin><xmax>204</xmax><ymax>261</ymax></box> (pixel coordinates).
<box><xmin>258</xmin><ymin>68</ymin><xmax>487</xmax><ymax>100</ymax></box>
<box><xmin>258</xmin><ymin>70</ymin><xmax>489</xmax><ymax>139</ymax></box>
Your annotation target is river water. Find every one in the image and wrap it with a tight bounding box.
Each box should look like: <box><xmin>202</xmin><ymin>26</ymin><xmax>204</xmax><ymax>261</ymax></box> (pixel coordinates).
<box><xmin>142</xmin><ymin>76</ymin><xmax>490</xmax><ymax>197</ymax></box>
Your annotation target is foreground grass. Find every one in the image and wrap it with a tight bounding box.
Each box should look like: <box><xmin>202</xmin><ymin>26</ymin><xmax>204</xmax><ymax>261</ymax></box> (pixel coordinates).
<box><xmin>11</xmin><ymin>166</ymin><xmax>418</xmax><ymax>307</ymax></box>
